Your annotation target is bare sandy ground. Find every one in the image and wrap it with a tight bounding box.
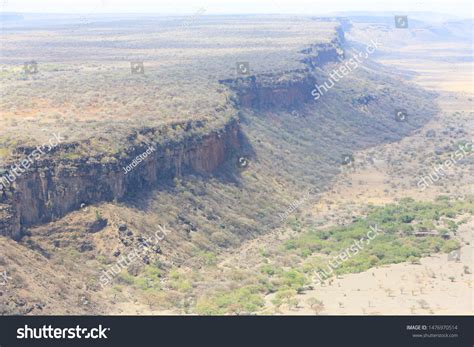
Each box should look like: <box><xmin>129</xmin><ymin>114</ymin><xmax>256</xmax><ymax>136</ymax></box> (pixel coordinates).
<box><xmin>267</xmin><ymin>221</ymin><xmax>472</xmax><ymax>315</ymax></box>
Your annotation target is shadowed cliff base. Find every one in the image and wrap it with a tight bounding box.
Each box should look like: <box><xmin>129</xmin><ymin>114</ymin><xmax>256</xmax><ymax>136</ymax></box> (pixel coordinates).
<box><xmin>1</xmin><ymin>16</ymin><xmax>461</xmax><ymax>316</ymax></box>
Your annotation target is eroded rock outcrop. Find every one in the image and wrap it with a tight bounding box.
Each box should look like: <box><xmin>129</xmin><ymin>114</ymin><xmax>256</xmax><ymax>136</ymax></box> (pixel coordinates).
<box><xmin>220</xmin><ymin>70</ymin><xmax>317</xmax><ymax>110</ymax></box>
<box><xmin>220</xmin><ymin>27</ymin><xmax>345</xmax><ymax>109</ymax></box>
<box><xmin>0</xmin><ymin>119</ymin><xmax>241</xmax><ymax>238</ymax></box>
<box><xmin>0</xmin><ymin>25</ymin><xmax>346</xmax><ymax>239</ymax></box>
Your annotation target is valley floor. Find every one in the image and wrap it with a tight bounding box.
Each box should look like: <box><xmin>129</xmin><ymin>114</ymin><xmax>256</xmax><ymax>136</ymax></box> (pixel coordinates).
<box><xmin>109</xmin><ymin>28</ymin><xmax>473</xmax><ymax>315</ymax></box>
<box><xmin>263</xmin><ymin>28</ymin><xmax>474</xmax><ymax>315</ymax></box>
<box><xmin>2</xmin><ymin>22</ymin><xmax>471</xmax><ymax>317</ymax></box>
<box><xmin>266</xmin><ymin>222</ymin><xmax>472</xmax><ymax>315</ymax></box>
<box><xmin>174</xmin><ymin>27</ymin><xmax>473</xmax><ymax>316</ymax></box>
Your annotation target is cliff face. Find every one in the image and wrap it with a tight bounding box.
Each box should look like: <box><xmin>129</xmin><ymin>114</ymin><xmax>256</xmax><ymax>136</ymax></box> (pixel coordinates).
<box><xmin>220</xmin><ymin>28</ymin><xmax>345</xmax><ymax>109</ymax></box>
<box><xmin>220</xmin><ymin>71</ymin><xmax>317</xmax><ymax>110</ymax></box>
<box><xmin>0</xmin><ymin>120</ymin><xmax>240</xmax><ymax>239</ymax></box>
<box><xmin>300</xmin><ymin>41</ymin><xmax>344</xmax><ymax>69</ymax></box>
<box><xmin>0</xmin><ymin>26</ymin><xmax>345</xmax><ymax>239</ymax></box>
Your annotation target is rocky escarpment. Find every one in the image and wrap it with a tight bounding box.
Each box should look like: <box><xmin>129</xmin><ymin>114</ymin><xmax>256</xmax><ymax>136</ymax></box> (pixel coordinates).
<box><xmin>0</xmin><ymin>119</ymin><xmax>241</xmax><ymax>239</ymax></box>
<box><xmin>220</xmin><ymin>70</ymin><xmax>317</xmax><ymax>110</ymax></box>
<box><xmin>0</xmin><ymin>24</ymin><xmax>346</xmax><ymax>240</ymax></box>
<box><xmin>300</xmin><ymin>39</ymin><xmax>344</xmax><ymax>69</ymax></box>
<box><xmin>220</xmin><ymin>26</ymin><xmax>345</xmax><ymax>109</ymax></box>
<box><xmin>301</xmin><ymin>24</ymin><xmax>345</xmax><ymax>69</ymax></box>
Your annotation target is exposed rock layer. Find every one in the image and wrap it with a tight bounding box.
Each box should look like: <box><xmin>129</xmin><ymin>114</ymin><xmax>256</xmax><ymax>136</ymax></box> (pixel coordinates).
<box><xmin>0</xmin><ymin>120</ymin><xmax>241</xmax><ymax>239</ymax></box>
<box><xmin>219</xmin><ymin>29</ymin><xmax>344</xmax><ymax>109</ymax></box>
<box><xmin>0</xmin><ymin>27</ymin><xmax>345</xmax><ymax>239</ymax></box>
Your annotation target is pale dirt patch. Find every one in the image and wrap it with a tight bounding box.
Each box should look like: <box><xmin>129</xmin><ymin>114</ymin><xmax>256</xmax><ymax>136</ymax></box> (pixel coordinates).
<box><xmin>264</xmin><ymin>26</ymin><xmax>474</xmax><ymax>315</ymax></box>
<box><xmin>106</xmin><ymin>24</ymin><xmax>474</xmax><ymax>316</ymax></box>
<box><xmin>266</xmin><ymin>220</ymin><xmax>472</xmax><ymax>315</ymax></box>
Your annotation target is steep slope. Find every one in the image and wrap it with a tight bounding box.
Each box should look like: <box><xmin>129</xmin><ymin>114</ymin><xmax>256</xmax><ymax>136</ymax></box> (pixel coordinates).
<box><xmin>0</xmin><ymin>19</ymin><xmax>440</xmax><ymax>315</ymax></box>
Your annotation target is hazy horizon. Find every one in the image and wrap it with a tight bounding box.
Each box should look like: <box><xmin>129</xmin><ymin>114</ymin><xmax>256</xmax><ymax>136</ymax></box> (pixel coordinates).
<box><xmin>1</xmin><ymin>0</ymin><xmax>472</xmax><ymax>18</ymax></box>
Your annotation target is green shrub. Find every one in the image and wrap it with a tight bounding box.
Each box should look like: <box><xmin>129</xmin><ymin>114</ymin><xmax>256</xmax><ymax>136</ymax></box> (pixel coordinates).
<box><xmin>195</xmin><ymin>286</ymin><xmax>264</xmax><ymax>315</ymax></box>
